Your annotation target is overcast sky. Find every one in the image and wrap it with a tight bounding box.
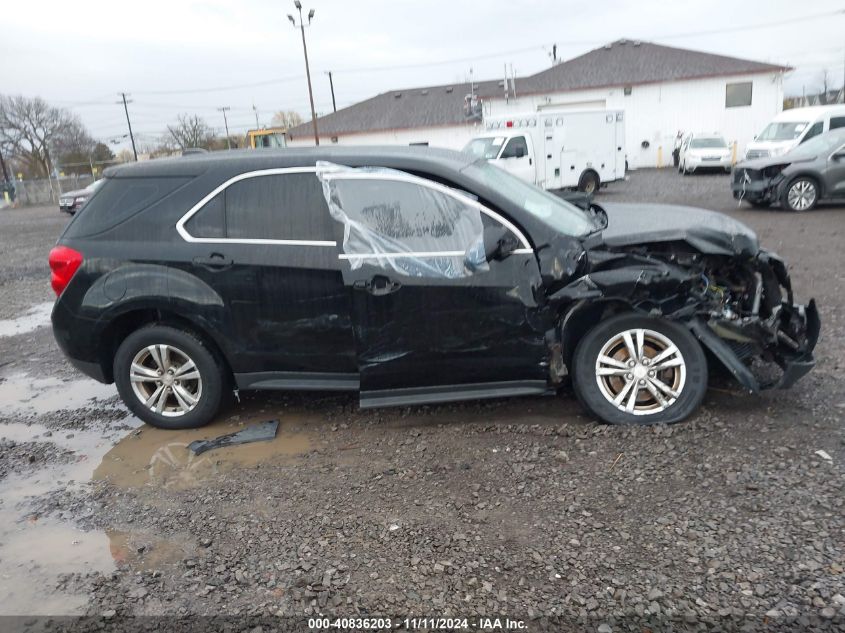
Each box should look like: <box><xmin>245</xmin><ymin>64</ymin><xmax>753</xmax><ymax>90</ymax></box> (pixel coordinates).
<box><xmin>2</xmin><ymin>0</ymin><xmax>843</xmax><ymax>152</ymax></box>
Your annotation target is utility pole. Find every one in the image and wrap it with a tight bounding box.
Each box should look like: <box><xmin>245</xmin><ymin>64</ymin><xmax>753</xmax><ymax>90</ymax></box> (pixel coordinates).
<box><xmin>218</xmin><ymin>107</ymin><xmax>232</xmax><ymax>149</ymax></box>
<box><xmin>288</xmin><ymin>1</ymin><xmax>319</xmax><ymax>145</ymax></box>
<box><xmin>118</xmin><ymin>93</ymin><xmax>138</xmax><ymax>161</ymax></box>
<box><xmin>252</xmin><ymin>104</ymin><xmax>260</xmax><ymax>128</ymax></box>
<box><xmin>325</xmin><ymin>71</ymin><xmax>337</xmax><ymax>112</ymax></box>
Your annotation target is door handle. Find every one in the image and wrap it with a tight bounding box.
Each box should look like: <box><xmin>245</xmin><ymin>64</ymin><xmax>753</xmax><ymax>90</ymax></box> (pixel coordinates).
<box><xmin>529</xmin><ymin>158</ymin><xmax>533</xmax><ymax>165</ymax></box>
<box><xmin>193</xmin><ymin>252</ymin><xmax>233</xmax><ymax>270</ymax></box>
<box><xmin>353</xmin><ymin>274</ymin><xmax>401</xmax><ymax>296</ymax></box>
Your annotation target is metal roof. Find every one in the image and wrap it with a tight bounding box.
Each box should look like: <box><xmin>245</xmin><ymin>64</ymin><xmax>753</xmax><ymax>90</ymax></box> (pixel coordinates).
<box><xmin>287</xmin><ymin>40</ymin><xmax>789</xmax><ymax>140</ymax></box>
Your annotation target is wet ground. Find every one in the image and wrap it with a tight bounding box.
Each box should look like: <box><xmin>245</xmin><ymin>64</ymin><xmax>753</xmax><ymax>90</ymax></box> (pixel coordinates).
<box><xmin>0</xmin><ymin>169</ymin><xmax>843</xmax><ymax>628</ymax></box>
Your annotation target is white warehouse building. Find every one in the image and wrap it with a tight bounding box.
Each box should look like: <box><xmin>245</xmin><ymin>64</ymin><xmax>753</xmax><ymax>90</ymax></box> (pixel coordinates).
<box><xmin>287</xmin><ymin>40</ymin><xmax>788</xmax><ymax>169</ymax></box>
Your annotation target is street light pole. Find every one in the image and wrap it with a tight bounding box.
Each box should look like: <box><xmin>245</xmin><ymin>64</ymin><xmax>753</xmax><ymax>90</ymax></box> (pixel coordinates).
<box><xmin>288</xmin><ymin>2</ymin><xmax>319</xmax><ymax>145</ymax></box>
<box><xmin>218</xmin><ymin>107</ymin><xmax>232</xmax><ymax>149</ymax></box>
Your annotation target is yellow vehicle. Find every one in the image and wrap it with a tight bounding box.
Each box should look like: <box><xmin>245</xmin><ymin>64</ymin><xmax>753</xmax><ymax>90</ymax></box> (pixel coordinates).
<box><xmin>247</xmin><ymin>127</ymin><xmax>287</xmax><ymax>149</ymax></box>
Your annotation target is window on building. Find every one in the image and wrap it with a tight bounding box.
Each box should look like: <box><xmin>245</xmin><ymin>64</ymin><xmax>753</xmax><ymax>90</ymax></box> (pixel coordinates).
<box><xmin>184</xmin><ymin>173</ymin><xmax>336</xmax><ymax>242</ymax></box>
<box><xmin>623</xmin><ymin>86</ymin><xmax>632</xmax><ymax>96</ymax></box>
<box><xmin>829</xmin><ymin>116</ymin><xmax>845</xmax><ymax>131</ymax></box>
<box><xmin>500</xmin><ymin>136</ymin><xmax>528</xmax><ymax>159</ymax></box>
<box><xmin>725</xmin><ymin>81</ymin><xmax>753</xmax><ymax>108</ymax></box>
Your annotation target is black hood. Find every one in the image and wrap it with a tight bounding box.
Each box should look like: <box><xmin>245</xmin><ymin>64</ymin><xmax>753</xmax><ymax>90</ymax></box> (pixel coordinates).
<box><xmin>597</xmin><ymin>203</ymin><xmax>759</xmax><ymax>256</ymax></box>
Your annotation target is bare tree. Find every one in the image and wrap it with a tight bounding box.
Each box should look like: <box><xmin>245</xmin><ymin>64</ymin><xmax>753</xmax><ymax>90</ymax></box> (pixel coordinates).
<box><xmin>166</xmin><ymin>114</ymin><xmax>216</xmax><ymax>150</ymax></box>
<box><xmin>819</xmin><ymin>70</ymin><xmax>831</xmax><ymax>105</ymax></box>
<box><xmin>270</xmin><ymin>110</ymin><xmax>304</xmax><ymax>129</ymax></box>
<box><xmin>0</xmin><ymin>94</ymin><xmax>81</xmax><ymax>178</ymax></box>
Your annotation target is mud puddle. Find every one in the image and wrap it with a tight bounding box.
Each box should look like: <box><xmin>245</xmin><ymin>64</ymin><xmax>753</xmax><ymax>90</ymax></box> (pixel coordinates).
<box><xmin>0</xmin><ymin>301</ymin><xmax>53</xmax><ymax>338</ymax></box>
<box><xmin>94</xmin><ymin>413</ymin><xmax>313</xmax><ymax>490</ymax></box>
<box><xmin>0</xmin><ymin>372</ymin><xmax>118</xmax><ymax>415</ymax></box>
<box><xmin>0</xmin><ymin>403</ymin><xmax>315</xmax><ymax>614</ymax></box>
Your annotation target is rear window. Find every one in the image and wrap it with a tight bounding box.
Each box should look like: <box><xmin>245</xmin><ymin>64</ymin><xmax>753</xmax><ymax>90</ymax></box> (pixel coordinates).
<box><xmin>184</xmin><ymin>172</ymin><xmax>336</xmax><ymax>242</ymax></box>
<box><xmin>64</xmin><ymin>177</ymin><xmax>190</xmax><ymax>238</ymax></box>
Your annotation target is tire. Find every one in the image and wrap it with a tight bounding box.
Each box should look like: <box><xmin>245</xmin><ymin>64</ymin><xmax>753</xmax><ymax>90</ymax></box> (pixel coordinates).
<box><xmin>781</xmin><ymin>177</ymin><xmax>818</xmax><ymax>212</ymax></box>
<box><xmin>113</xmin><ymin>325</ymin><xmax>226</xmax><ymax>429</ymax></box>
<box><xmin>571</xmin><ymin>313</ymin><xmax>708</xmax><ymax>425</ymax></box>
<box><xmin>578</xmin><ymin>171</ymin><xmax>600</xmax><ymax>194</ymax></box>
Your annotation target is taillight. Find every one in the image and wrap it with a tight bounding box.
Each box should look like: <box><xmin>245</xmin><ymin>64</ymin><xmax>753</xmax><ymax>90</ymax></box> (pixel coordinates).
<box><xmin>49</xmin><ymin>246</ymin><xmax>84</xmax><ymax>296</ymax></box>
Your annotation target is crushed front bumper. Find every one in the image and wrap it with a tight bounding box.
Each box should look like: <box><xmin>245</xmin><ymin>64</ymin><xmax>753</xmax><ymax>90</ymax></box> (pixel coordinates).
<box><xmin>773</xmin><ymin>299</ymin><xmax>819</xmax><ymax>389</ymax></box>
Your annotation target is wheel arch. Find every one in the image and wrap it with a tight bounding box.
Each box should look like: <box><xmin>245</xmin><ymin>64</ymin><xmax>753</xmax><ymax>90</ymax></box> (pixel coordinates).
<box><xmin>560</xmin><ymin>299</ymin><xmax>634</xmax><ymax>367</ymax></box>
<box><xmin>96</xmin><ymin>308</ymin><xmax>233</xmax><ymax>384</ymax></box>
<box><xmin>577</xmin><ymin>168</ymin><xmax>601</xmax><ymax>192</ymax></box>
<box><xmin>781</xmin><ymin>171</ymin><xmax>825</xmax><ymax>199</ymax></box>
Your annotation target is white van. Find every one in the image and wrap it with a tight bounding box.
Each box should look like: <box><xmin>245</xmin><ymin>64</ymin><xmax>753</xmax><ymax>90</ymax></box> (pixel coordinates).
<box><xmin>463</xmin><ymin>109</ymin><xmax>626</xmax><ymax>193</ymax></box>
<box><xmin>745</xmin><ymin>105</ymin><xmax>845</xmax><ymax>159</ymax></box>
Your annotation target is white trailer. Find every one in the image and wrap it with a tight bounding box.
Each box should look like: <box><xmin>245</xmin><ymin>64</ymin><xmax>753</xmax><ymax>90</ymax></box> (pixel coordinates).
<box><xmin>464</xmin><ymin>109</ymin><xmax>626</xmax><ymax>193</ymax></box>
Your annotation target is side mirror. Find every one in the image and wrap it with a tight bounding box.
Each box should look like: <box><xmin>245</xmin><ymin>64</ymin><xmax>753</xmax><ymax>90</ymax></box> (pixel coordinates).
<box><xmin>483</xmin><ymin>225</ymin><xmax>518</xmax><ymax>261</ymax></box>
<box><xmin>832</xmin><ymin>151</ymin><xmax>845</xmax><ymax>161</ymax></box>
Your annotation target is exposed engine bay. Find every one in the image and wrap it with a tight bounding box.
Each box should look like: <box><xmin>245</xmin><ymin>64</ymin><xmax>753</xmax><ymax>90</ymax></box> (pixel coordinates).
<box><xmin>547</xmin><ymin>203</ymin><xmax>820</xmax><ymax>392</ymax></box>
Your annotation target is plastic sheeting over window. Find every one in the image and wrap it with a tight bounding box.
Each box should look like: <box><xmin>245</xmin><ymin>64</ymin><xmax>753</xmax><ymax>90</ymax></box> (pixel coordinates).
<box><xmin>316</xmin><ymin>162</ymin><xmax>488</xmax><ymax>279</ymax></box>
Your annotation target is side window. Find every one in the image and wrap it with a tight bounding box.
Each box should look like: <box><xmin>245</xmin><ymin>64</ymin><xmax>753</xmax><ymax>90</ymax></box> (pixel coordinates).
<box><xmin>322</xmin><ymin>177</ymin><xmax>495</xmax><ymax>279</ymax></box>
<box><xmin>829</xmin><ymin>116</ymin><xmax>845</xmax><ymax>131</ymax></box>
<box><xmin>185</xmin><ymin>192</ymin><xmax>225</xmax><ymax>238</ymax></box>
<box><xmin>226</xmin><ymin>173</ymin><xmax>335</xmax><ymax>241</ymax></box>
<box><xmin>182</xmin><ymin>172</ymin><xmax>335</xmax><ymax>242</ymax></box>
<box><xmin>800</xmin><ymin>121</ymin><xmax>823</xmax><ymax>144</ymax></box>
<box><xmin>500</xmin><ymin>136</ymin><xmax>528</xmax><ymax>159</ymax></box>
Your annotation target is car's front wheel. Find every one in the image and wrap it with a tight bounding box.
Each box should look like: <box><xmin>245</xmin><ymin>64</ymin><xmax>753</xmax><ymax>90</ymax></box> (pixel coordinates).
<box><xmin>114</xmin><ymin>325</ymin><xmax>226</xmax><ymax>429</ymax></box>
<box><xmin>572</xmin><ymin>314</ymin><xmax>708</xmax><ymax>425</ymax></box>
<box><xmin>782</xmin><ymin>177</ymin><xmax>818</xmax><ymax>212</ymax></box>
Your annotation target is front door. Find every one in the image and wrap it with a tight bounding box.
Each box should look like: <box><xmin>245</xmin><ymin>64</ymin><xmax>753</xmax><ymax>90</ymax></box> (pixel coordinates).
<box><xmin>319</xmin><ymin>170</ymin><xmax>549</xmax><ymax>408</ymax></box>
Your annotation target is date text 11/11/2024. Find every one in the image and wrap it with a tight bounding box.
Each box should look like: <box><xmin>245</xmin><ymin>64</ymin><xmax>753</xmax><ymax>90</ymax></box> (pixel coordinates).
<box><xmin>308</xmin><ymin>616</ymin><xmax>528</xmax><ymax>630</ymax></box>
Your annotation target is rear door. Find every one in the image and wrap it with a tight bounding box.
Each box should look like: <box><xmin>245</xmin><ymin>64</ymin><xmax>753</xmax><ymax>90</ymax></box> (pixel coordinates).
<box><xmin>177</xmin><ymin>168</ymin><xmax>357</xmax><ymax>382</ymax></box>
<box><xmin>319</xmin><ymin>170</ymin><xmax>548</xmax><ymax>407</ymax></box>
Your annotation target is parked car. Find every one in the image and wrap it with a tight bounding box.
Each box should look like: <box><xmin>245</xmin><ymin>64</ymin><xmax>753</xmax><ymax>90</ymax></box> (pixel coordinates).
<box><xmin>58</xmin><ymin>179</ymin><xmax>103</xmax><ymax>214</ymax></box>
<box><xmin>678</xmin><ymin>133</ymin><xmax>732</xmax><ymax>174</ymax></box>
<box><xmin>745</xmin><ymin>105</ymin><xmax>845</xmax><ymax>160</ymax></box>
<box><xmin>732</xmin><ymin>128</ymin><xmax>845</xmax><ymax>211</ymax></box>
<box><xmin>50</xmin><ymin>147</ymin><xmax>818</xmax><ymax>429</ymax></box>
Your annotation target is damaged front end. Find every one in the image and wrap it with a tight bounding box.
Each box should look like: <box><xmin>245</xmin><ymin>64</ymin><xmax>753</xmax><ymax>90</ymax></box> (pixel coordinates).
<box><xmin>550</xmin><ymin>232</ymin><xmax>819</xmax><ymax>393</ymax></box>
<box><xmin>731</xmin><ymin>163</ymin><xmax>790</xmax><ymax>205</ymax></box>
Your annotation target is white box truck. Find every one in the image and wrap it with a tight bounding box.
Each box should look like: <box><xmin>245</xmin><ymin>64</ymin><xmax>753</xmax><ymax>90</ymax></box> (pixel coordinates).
<box><xmin>463</xmin><ymin>109</ymin><xmax>626</xmax><ymax>193</ymax></box>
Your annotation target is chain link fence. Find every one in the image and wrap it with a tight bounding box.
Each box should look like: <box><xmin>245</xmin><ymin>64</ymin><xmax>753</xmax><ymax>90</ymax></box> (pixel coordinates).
<box><xmin>7</xmin><ymin>174</ymin><xmax>96</xmax><ymax>207</ymax></box>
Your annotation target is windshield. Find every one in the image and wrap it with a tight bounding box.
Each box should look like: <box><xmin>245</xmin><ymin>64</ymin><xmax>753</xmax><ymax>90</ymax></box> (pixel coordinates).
<box><xmin>689</xmin><ymin>137</ymin><xmax>727</xmax><ymax>149</ymax></box>
<box><xmin>464</xmin><ymin>161</ymin><xmax>595</xmax><ymax>237</ymax></box>
<box><xmin>463</xmin><ymin>136</ymin><xmax>506</xmax><ymax>160</ymax></box>
<box><xmin>757</xmin><ymin>121</ymin><xmax>809</xmax><ymax>141</ymax></box>
<box><xmin>786</xmin><ymin>131</ymin><xmax>845</xmax><ymax>159</ymax></box>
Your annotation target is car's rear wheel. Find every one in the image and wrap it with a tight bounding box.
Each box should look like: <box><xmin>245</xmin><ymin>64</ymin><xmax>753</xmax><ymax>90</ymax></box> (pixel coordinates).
<box><xmin>782</xmin><ymin>177</ymin><xmax>818</xmax><ymax>212</ymax></box>
<box><xmin>114</xmin><ymin>325</ymin><xmax>226</xmax><ymax>429</ymax></box>
<box><xmin>572</xmin><ymin>314</ymin><xmax>708</xmax><ymax>425</ymax></box>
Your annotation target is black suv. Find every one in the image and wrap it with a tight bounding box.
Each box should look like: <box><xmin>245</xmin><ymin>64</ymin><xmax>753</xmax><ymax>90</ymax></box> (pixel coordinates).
<box><xmin>50</xmin><ymin>147</ymin><xmax>819</xmax><ymax>429</ymax></box>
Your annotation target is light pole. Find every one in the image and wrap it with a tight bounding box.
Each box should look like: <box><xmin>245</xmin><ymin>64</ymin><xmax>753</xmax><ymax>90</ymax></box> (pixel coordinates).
<box><xmin>288</xmin><ymin>1</ymin><xmax>319</xmax><ymax>145</ymax></box>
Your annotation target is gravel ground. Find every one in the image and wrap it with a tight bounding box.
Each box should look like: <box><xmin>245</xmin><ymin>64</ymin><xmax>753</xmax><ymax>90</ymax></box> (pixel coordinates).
<box><xmin>0</xmin><ymin>170</ymin><xmax>843</xmax><ymax>631</ymax></box>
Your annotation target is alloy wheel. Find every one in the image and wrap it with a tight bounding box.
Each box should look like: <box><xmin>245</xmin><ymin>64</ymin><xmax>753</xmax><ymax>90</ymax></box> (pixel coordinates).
<box><xmin>594</xmin><ymin>328</ymin><xmax>686</xmax><ymax>416</ymax></box>
<box><xmin>129</xmin><ymin>344</ymin><xmax>203</xmax><ymax>417</ymax></box>
<box><xmin>787</xmin><ymin>180</ymin><xmax>816</xmax><ymax>211</ymax></box>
